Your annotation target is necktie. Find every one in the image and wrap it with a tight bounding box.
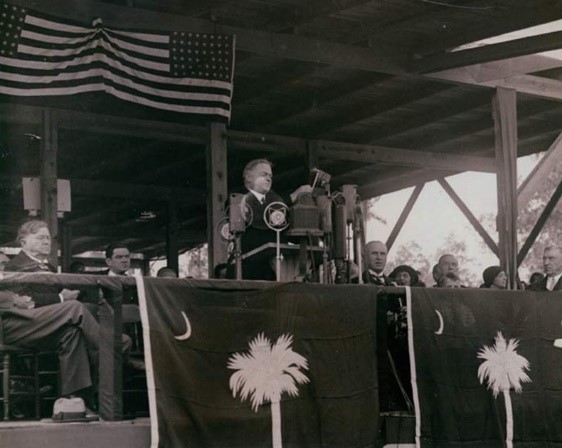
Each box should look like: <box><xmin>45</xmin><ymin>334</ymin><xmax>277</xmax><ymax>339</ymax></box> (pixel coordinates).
<box><xmin>548</xmin><ymin>276</ymin><xmax>556</xmax><ymax>291</ymax></box>
<box><xmin>259</xmin><ymin>197</ymin><xmax>265</xmax><ymax>205</ymax></box>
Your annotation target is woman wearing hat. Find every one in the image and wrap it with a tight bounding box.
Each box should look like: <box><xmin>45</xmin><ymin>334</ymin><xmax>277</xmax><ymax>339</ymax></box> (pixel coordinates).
<box><xmin>481</xmin><ymin>266</ymin><xmax>507</xmax><ymax>289</ymax></box>
<box><xmin>389</xmin><ymin>264</ymin><xmax>420</xmax><ymax>287</ymax></box>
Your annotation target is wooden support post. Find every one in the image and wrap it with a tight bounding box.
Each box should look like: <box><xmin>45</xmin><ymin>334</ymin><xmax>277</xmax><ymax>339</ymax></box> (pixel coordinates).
<box><xmin>98</xmin><ymin>285</ymin><xmax>123</xmax><ymax>421</ymax></box>
<box><xmin>493</xmin><ymin>87</ymin><xmax>518</xmax><ymax>289</ymax></box>
<box><xmin>40</xmin><ymin>108</ymin><xmax>58</xmax><ymax>267</ymax></box>
<box><xmin>385</xmin><ymin>184</ymin><xmax>424</xmax><ymax>251</ymax></box>
<box><xmin>166</xmin><ymin>200</ymin><xmax>179</xmax><ymax>274</ymax></box>
<box><xmin>517</xmin><ymin>181</ymin><xmax>562</xmax><ymax>266</ymax></box>
<box><xmin>206</xmin><ymin>122</ymin><xmax>228</xmax><ymax>277</ymax></box>
<box><xmin>438</xmin><ymin>178</ymin><xmax>499</xmax><ymax>257</ymax></box>
<box><xmin>61</xmin><ymin>223</ymin><xmax>71</xmax><ymax>272</ymax></box>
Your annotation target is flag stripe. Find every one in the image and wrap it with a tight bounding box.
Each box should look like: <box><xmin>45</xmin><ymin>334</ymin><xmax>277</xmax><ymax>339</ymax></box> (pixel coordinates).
<box><xmin>0</xmin><ymin>80</ymin><xmax>231</xmax><ymax>116</ymax></box>
<box><xmin>19</xmin><ymin>34</ymin><xmax>169</xmax><ymax>66</ymax></box>
<box><xmin>21</xmin><ymin>29</ymin><xmax>95</xmax><ymax>45</ymax></box>
<box><xmin>109</xmin><ymin>28</ymin><xmax>169</xmax><ymax>44</ymax></box>
<box><xmin>0</xmin><ymin>67</ymin><xmax>231</xmax><ymax>102</ymax></box>
<box><xmin>0</xmin><ymin>1</ymin><xmax>234</xmax><ymax>119</ymax></box>
<box><xmin>102</xmin><ymin>31</ymin><xmax>169</xmax><ymax>59</ymax></box>
<box><xmin>25</xmin><ymin>14</ymin><xmax>92</xmax><ymax>34</ymax></box>
<box><xmin>0</xmin><ymin>53</ymin><xmax>232</xmax><ymax>90</ymax></box>
<box><xmin>17</xmin><ymin>40</ymin><xmax>170</xmax><ymax>73</ymax></box>
<box><xmin>405</xmin><ymin>286</ymin><xmax>422</xmax><ymax>448</ymax></box>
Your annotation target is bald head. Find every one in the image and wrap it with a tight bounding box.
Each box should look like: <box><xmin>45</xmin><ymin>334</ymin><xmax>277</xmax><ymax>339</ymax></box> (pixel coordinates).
<box><xmin>438</xmin><ymin>254</ymin><xmax>459</xmax><ymax>276</ymax></box>
<box><xmin>543</xmin><ymin>246</ymin><xmax>562</xmax><ymax>276</ymax></box>
<box><xmin>366</xmin><ymin>240</ymin><xmax>387</xmax><ymax>274</ymax></box>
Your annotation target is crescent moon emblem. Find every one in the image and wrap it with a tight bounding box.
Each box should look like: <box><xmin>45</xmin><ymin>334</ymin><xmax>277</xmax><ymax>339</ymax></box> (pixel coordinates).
<box><xmin>174</xmin><ymin>311</ymin><xmax>192</xmax><ymax>340</ymax></box>
<box><xmin>434</xmin><ymin>310</ymin><xmax>444</xmax><ymax>335</ymax></box>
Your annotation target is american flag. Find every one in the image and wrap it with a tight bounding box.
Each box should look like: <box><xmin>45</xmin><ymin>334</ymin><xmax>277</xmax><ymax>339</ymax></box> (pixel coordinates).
<box><xmin>0</xmin><ymin>2</ymin><xmax>235</xmax><ymax>119</ymax></box>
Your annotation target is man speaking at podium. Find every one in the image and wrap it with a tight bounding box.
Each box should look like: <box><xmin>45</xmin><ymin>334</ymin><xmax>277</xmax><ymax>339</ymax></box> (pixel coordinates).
<box><xmin>240</xmin><ymin>159</ymin><xmax>311</xmax><ymax>280</ymax></box>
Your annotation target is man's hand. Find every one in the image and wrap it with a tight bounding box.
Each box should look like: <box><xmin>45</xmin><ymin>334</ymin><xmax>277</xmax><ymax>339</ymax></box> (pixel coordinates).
<box><xmin>60</xmin><ymin>289</ymin><xmax>80</xmax><ymax>301</ymax></box>
<box><xmin>13</xmin><ymin>294</ymin><xmax>35</xmax><ymax>309</ymax></box>
<box><xmin>290</xmin><ymin>185</ymin><xmax>314</xmax><ymax>203</ymax></box>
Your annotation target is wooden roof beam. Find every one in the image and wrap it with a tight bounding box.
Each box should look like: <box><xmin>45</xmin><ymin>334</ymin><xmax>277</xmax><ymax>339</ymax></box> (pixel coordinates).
<box><xmin>308</xmin><ymin>82</ymin><xmax>453</xmax><ymax>137</ymax></box>
<box><xmin>356</xmin><ymin>127</ymin><xmax>560</xmax><ymax>200</ymax></box>
<box><xmin>364</xmin><ymin>91</ymin><xmax>491</xmax><ymax>144</ymax></box>
<box><xmin>11</xmin><ymin>0</ymin><xmax>407</xmax><ymax>75</ymax></box>
<box><xmin>239</xmin><ymin>72</ymin><xmax>393</xmax><ymax>130</ymax></box>
<box><xmin>415</xmin><ymin>31</ymin><xmax>562</xmax><ymax>74</ymax></box>
<box><xmin>318</xmin><ymin>140</ymin><xmax>494</xmax><ymax>172</ymax></box>
<box><xmin>429</xmin><ymin>68</ymin><xmax>562</xmax><ymax>103</ymax></box>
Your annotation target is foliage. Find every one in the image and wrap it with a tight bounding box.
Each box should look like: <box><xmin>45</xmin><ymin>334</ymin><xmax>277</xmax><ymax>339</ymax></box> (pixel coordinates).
<box><xmin>387</xmin><ymin>233</ymin><xmax>479</xmax><ymax>286</ymax></box>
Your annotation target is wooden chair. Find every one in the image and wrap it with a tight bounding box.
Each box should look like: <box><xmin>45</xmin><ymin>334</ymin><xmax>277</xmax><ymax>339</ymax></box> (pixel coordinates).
<box><xmin>0</xmin><ymin>316</ymin><xmax>40</xmax><ymax>420</ymax></box>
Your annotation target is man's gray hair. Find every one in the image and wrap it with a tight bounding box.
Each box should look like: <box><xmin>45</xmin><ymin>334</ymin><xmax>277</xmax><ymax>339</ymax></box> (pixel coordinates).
<box><xmin>16</xmin><ymin>220</ymin><xmax>48</xmax><ymax>245</ymax></box>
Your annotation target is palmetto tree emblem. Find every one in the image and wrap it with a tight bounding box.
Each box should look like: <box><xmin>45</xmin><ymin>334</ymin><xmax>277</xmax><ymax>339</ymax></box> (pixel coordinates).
<box><xmin>477</xmin><ymin>331</ymin><xmax>531</xmax><ymax>448</ymax></box>
<box><xmin>228</xmin><ymin>333</ymin><xmax>309</xmax><ymax>448</ymax></box>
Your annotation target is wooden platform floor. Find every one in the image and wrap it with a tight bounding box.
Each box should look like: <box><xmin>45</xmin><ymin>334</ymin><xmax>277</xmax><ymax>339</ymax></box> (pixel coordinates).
<box><xmin>0</xmin><ymin>417</ymin><xmax>151</xmax><ymax>448</ymax></box>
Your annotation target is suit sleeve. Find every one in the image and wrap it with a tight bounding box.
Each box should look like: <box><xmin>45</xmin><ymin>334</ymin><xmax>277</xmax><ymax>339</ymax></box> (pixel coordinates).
<box><xmin>8</xmin><ymin>284</ymin><xmax>62</xmax><ymax>308</ymax></box>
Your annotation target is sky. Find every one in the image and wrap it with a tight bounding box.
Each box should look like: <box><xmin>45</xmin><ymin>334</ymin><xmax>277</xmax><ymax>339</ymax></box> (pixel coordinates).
<box><xmin>365</xmin><ymin>154</ymin><xmax>541</xmax><ymax>286</ymax></box>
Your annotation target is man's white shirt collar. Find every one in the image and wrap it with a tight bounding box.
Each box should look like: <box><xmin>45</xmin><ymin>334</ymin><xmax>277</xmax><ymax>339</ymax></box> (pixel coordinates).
<box><xmin>249</xmin><ymin>190</ymin><xmax>266</xmax><ymax>203</ymax></box>
<box><xmin>547</xmin><ymin>273</ymin><xmax>562</xmax><ymax>290</ymax></box>
<box><xmin>368</xmin><ymin>269</ymin><xmax>384</xmax><ymax>278</ymax></box>
<box><xmin>108</xmin><ymin>270</ymin><xmax>129</xmax><ymax>277</ymax></box>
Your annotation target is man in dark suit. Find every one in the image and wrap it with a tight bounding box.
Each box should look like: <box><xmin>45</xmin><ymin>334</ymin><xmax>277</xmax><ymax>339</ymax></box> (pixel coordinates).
<box><xmin>528</xmin><ymin>245</ymin><xmax>562</xmax><ymax>291</ymax></box>
<box><xmin>363</xmin><ymin>240</ymin><xmax>391</xmax><ymax>285</ymax></box>
<box><xmin>2</xmin><ymin>220</ymin><xmax>131</xmax><ymax>405</ymax></box>
<box><xmin>239</xmin><ymin>158</ymin><xmax>311</xmax><ymax>280</ymax></box>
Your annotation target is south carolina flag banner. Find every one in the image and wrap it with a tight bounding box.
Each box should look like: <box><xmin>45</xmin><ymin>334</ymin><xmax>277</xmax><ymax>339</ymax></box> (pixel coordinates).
<box><xmin>136</xmin><ymin>279</ymin><xmax>379</xmax><ymax>448</ymax></box>
<box><xmin>407</xmin><ymin>287</ymin><xmax>562</xmax><ymax>448</ymax></box>
<box><xmin>0</xmin><ymin>1</ymin><xmax>234</xmax><ymax>119</ymax></box>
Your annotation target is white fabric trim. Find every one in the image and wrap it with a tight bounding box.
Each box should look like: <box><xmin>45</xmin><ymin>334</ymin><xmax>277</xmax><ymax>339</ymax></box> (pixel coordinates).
<box><xmin>405</xmin><ymin>286</ymin><xmax>421</xmax><ymax>448</ymax></box>
<box><xmin>134</xmin><ymin>274</ymin><xmax>159</xmax><ymax>448</ymax></box>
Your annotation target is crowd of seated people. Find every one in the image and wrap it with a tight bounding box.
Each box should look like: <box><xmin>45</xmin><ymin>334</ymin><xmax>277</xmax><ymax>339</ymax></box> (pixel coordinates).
<box><xmin>1</xmin><ymin>218</ymin><xmax>560</xmax><ymax>421</ymax></box>
<box><xmin>0</xmin><ymin>220</ymin><xmax>149</xmax><ymax>420</ymax></box>
<box><xmin>363</xmin><ymin>238</ymin><xmax>556</xmax><ymax>291</ymax></box>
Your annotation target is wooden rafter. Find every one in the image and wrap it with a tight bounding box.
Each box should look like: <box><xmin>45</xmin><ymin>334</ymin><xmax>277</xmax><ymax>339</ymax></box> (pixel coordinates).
<box><xmin>416</xmin><ymin>5</ymin><xmax>562</xmax><ymax>56</ymax></box>
<box><xmin>438</xmin><ymin>178</ymin><xmax>499</xmax><ymax>257</ymax></box>
<box><xmin>385</xmin><ymin>184</ymin><xmax>424</xmax><ymax>251</ymax></box>
<box><xmin>308</xmin><ymin>82</ymin><xmax>452</xmax><ymax>137</ymax></box>
<box><xmin>319</xmin><ymin>141</ymin><xmax>495</xmax><ymax>173</ymax></box>
<box><xmin>517</xmin><ymin>180</ymin><xmax>562</xmax><ymax>266</ymax></box>
<box><xmin>518</xmin><ymin>133</ymin><xmax>562</xmax><ymax>206</ymax></box>
<box><xmin>365</xmin><ymin>91</ymin><xmax>491</xmax><ymax>144</ymax></box>
<box><xmin>245</xmin><ymin>73</ymin><xmax>393</xmax><ymax>131</ymax></box>
<box><xmin>416</xmin><ymin>31</ymin><xmax>562</xmax><ymax>74</ymax></box>
<box><xmin>10</xmin><ymin>0</ymin><xmax>407</xmax><ymax>75</ymax></box>
<box><xmin>431</xmin><ymin>69</ymin><xmax>562</xmax><ymax>102</ymax></box>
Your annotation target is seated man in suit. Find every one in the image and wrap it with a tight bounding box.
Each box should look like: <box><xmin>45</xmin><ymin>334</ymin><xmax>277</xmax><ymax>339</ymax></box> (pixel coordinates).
<box><xmin>239</xmin><ymin>158</ymin><xmax>311</xmax><ymax>280</ymax></box>
<box><xmin>529</xmin><ymin>245</ymin><xmax>562</xmax><ymax>291</ymax></box>
<box><xmin>2</xmin><ymin>220</ymin><xmax>133</xmax><ymax>413</ymax></box>
<box><xmin>363</xmin><ymin>240</ymin><xmax>391</xmax><ymax>285</ymax></box>
<box><xmin>4</xmin><ymin>220</ymin><xmax>81</xmax><ymax>303</ymax></box>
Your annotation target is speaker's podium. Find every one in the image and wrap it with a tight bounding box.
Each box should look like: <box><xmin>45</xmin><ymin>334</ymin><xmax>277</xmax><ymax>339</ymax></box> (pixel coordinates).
<box><xmin>241</xmin><ymin>242</ymin><xmax>324</xmax><ymax>282</ymax></box>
